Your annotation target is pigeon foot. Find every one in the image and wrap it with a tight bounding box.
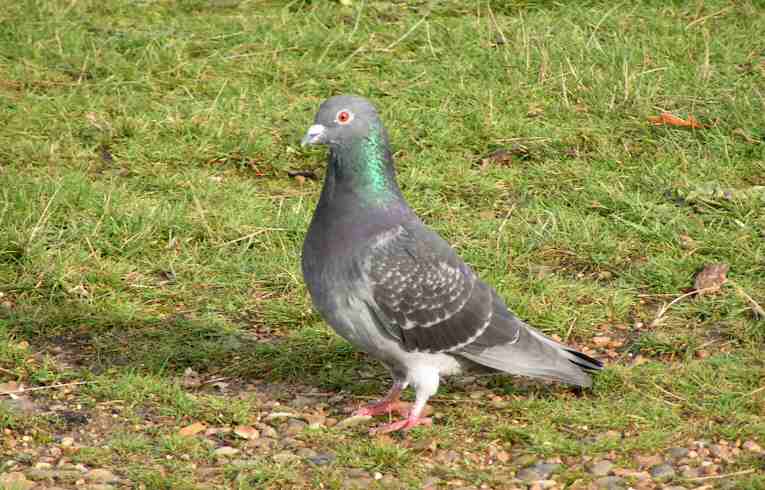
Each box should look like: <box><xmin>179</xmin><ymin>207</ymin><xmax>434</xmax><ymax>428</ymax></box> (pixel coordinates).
<box><xmin>369</xmin><ymin>416</ymin><xmax>432</xmax><ymax>435</ymax></box>
<box><xmin>353</xmin><ymin>400</ymin><xmax>409</xmax><ymax>418</ymax></box>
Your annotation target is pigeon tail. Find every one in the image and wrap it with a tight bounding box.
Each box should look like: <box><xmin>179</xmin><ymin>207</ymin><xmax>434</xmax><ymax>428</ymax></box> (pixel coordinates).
<box><xmin>458</xmin><ymin>296</ymin><xmax>602</xmax><ymax>387</ymax></box>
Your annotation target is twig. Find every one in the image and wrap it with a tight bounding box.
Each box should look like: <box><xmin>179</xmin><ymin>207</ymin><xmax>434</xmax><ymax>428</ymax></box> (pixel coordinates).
<box><xmin>653</xmin><ymin>383</ymin><xmax>688</xmax><ymax>403</ymax></box>
<box><xmin>686</xmin><ymin>468</ymin><xmax>755</xmax><ymax>481</ymax></box>
<box><xmin>0</xmin><ymin>366</ymin><xmax>18</xmax><ymax>377</ymax></box>
<box><xmin>686</xmin><ymin>6</ymin><xmax>732</xmax><ymax>29</ymax></box>
<box><xmin>649</xmin><ymin>287</ymin><xmax>716</xmax><ymax>327</ymax></box>
<box><xmin>728</xmin><ymin>280</ymin><xmax>765</xmax><ymax>319</ymax></box>
<box><xmin>348</xmin><ymin>0</ymin><xmax>365</xmax><ymax>40</ymax></box>
<box><xmin>0</xmin><ymin>381</ymin><xmax>92</xmax><ymax>396</ymax></box>
<box><xmin>744</xmin><ymin>385</ymin><xmax>765</xmax><ymax>397</ymax></box>
<box><xmin>383</xmin><ymin>14</ymin><xmax>429</xmax><ymax>51</ymax></box>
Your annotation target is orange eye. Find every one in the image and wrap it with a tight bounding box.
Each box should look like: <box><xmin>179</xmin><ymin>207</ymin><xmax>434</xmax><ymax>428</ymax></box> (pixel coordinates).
<box><xmin>337</xmin><ymin>110</ymin><xmax>352</xmax><ymax>124</ymax></box>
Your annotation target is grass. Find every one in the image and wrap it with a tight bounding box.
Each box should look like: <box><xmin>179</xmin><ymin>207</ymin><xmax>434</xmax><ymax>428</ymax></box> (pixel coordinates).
<box><xmin>1</xmin><ymin>0</ymin><xmax>764</xmax><ymax>488</ymax></box>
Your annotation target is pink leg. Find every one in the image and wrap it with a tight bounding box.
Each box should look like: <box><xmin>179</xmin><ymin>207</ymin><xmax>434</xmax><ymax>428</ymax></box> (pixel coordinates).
<box><xmin>369</xmin><ymin>396</ymin><xmax>432</xmax><ymax>435</ymax></box>
<box><xmin>353</xmin><ymin>381</ymin><xmax>408</xmax><ymax>417</ymax></box>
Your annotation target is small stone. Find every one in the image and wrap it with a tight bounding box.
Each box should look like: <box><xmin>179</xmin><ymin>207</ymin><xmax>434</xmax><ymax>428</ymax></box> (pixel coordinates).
<box><xmin>743</xmin><ymin>440</ymin><xmax>763</xmax><ymax>453</ymax></box>
<box><xmin>680</xmin><ymin>466</ymin><xmax>699</xmax><ymax>478</ymax></box>
<box><xmin>709</xmin><ymin>444</ymin><xmax>731</xmax><ymax>460</ymax></box>
<box><xmin>290</xmin><ymin>396</ymin><xmax>316</xmax><ymax>409</ymax></box>
<box><xmin>272</xmin><ymin>451</ymin><xmax>299</xmax><ymax>464</ymax></box>
<box><xmin>633</xmin><ymin>454</ymin><xmax>663</xmax><ymax>468</ymax></box>
<box><xmin>335</xmin><ymin>415</ymin><xmax>372</xmax><ymax>429</ymax></box>
<box><xmin>631</xmin><ymin>481</ymin><xmax>653</xmax><ymax>490</ymax></box>
<box><xmin>515</xmin><ymin>467</ymin><xmax>542</xmax><ymax>482</ymax></box>
<box><xmin>700</xmin><ymin>463</ymin><xmax>719</xmax><ymax>476</ymax></box>
<box><xmin>513</xmin><ymin>454</ymin><xmax>538</xmax><ymax>467</ymax></box>
<box><xmin>0</xmin><ymin>472</ymin><xmax>34</xmax><ymax>490</ymax></box>
<box><xmin>588</xmin><ymin>460</ymin><xmax>614</xmax><ymax>476</ymax></box>
<box><xmin>649</xmin><ymin>463</ymin><xmax>675</xmax><ymax>481</ymax></box>
<box><xmin>594</xmin><ymin>476</ymin><xmax>625</xmax><ymax>489</ymax></box>
<box><xmin>532</xmin><ymin>462</ymin><xmax>561</xmax><ymax>478</ymax></box>
<box><xmin>265</xmin><ymin>412</ymin><xmax>299</xmax><ymax>421</ymax></box>
<box><xmin>296</xmin><ymin>448</ymin><xmax>318</xmax><ymax>459</ymax></box>
<box><xmin>213</xmin><ymin>446</ymin><xmax>240</xmax><ymax>458</ymax></box>
<box><xmin>34</xmin><ymin>462</ymin><xmax>53</xmax><ymax>470</ymax></box>
<box><xmin>86</xmin><ymin>469</ymin><xmax>119</xmax><ymax>483</ymax></box>
<box><xmin>307</xmin><ymin>452</ymin><xmax>336</xmax><ymax>466</ymax></box>
<box><xmin>233</xmin><ymin>425</ymin><xmax>259</xmax><ymax>440</ymax></box>
<box><xmin>284</xmin><ymin>419</ymin><xmax>308</xmax><ymax>436</ymax></box>
<box><xmin>60</xmin><ymin>437</ymin><xmax>75</xmax><ymax>447</ymax></box>
<box><xmin>26</xmin><ymin>469</ymin><xmax>57</xmax><ymax>481</ymax></box>
<box><xmin>57</xmin><ymin>471</ymin><xmax>84</xmax><ymax>483</ymax></box>
<box><xmin>666</xmin><ymin>447</ymin><xmax>689</xmax><ymax>460</ymax></box>
<box><xmin>325</xmin><ymin>417</ymin><xmax>338</xmax><ymax>427</ymax></box>
<box><xmin>257</xmin><ymin>424</ymin><xmax>278</xmax><ymax>439</ymax></box>
<box><xmin>530</xmin><ymin>481</ymin><xmax>557</xmax><ymax>490</ymax></box>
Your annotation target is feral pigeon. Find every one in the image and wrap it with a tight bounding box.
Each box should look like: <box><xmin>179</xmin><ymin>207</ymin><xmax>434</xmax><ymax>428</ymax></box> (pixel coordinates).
<box><xmin>301</xmin><ymin>95</ymin><xmax>602</xmax><ymax>434</ymax></box>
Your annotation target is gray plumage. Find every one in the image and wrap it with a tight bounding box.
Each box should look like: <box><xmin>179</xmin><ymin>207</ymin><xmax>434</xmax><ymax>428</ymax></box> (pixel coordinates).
<box><xmin>301</xmin><ymin>95</ymin><xmax>602</xmax><ymax>432</ymax></box>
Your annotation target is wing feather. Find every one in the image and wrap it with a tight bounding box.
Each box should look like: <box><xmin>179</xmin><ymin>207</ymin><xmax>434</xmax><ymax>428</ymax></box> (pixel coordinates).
<box><xmin>363</xmin><ymin>224</ymin><xmax>493</xmax><ymax>353</ymax></box>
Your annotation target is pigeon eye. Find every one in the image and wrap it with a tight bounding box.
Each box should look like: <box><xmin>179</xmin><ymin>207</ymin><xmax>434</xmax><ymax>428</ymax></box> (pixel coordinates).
<box><xmin>337</xmin><ymin>110</ymin><xmax>353</xmax><ymax>124</ymax></box>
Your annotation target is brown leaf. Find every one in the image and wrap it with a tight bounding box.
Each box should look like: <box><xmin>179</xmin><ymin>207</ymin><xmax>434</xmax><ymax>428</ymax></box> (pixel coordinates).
<box><xmin>693</xmin><ymin>263</ymin><xmax>729</xmax><ymax>295</ymax></box>
<box><xmin>286</xmin><ymin>169</ymin><xmax>318</xmax><ymax>180</ymax></box>
<box><xmin>648</xmin><ymin>111</ymin><xmax>706</xmax><ymax>129</ymax></box>
<box><xmin>178</xmin><ymin>421</ymin><xmax>207</xmax><ymax>437</ymax></box>
<box><xmin>478</xmin><ymin>145</ymin><xmax>529</xmax><ymax>170</ymax></box>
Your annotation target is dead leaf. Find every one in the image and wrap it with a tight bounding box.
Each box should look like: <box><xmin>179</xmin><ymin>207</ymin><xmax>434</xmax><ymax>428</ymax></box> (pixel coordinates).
<box><xmin>732</xmin><ymin>128</ymin><xmax>760</xmax><ymax>144</ymax></box>
<box><xmin>694</xmin><ymin>263</ymin><xmax>729</xmax><ymax>295</ymax></box>
<box><xmin>526</xmin><ymin>105</ymin><xmax>544</xmax><ymax>118</ymax></box>
<box><xmin>648</xmin><ymin>112</ymin><xmax>706</xmax><ymax>129</ymax></box>
<box><xmin>286</xmin><ymin>169</ymin><xmax>318</xmax><ymax>180</ymax></box>
<box><xmin>478</xmin><ymin>145</ymin><xmax>529</xmax><ymax>170</ymax></box>
<box><xmin>233</xmin><ymin>425</ymin><xmax>260</xmax><ymax>440</ymax></box>
<box><xmin>178</xmin><ymin>421</ymin><xmax>207</xmax><ymax>437</ymax></box>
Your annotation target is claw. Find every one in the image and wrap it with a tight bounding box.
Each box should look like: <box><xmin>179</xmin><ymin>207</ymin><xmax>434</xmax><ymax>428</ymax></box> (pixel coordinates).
<box><xmin>353</xmin><ymin>400</ymin><xmax>409</xmax><ymax>418</ymax></box>
<box><xmin>369</xmin><ymin>416</ymin><xmax>432</xmax><ymax>435</ymax></box>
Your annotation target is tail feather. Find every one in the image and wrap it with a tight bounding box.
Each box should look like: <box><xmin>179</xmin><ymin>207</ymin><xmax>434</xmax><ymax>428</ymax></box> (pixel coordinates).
<box><xmin>458</xmin><ymin>295</ymin><xmax>603</xmax><ymax>387</ymax></box>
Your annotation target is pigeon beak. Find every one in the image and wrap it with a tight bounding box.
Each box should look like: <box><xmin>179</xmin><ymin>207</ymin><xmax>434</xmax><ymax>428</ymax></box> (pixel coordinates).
<box><xmin>301</xmin><ymin>124</ymin><xmax>326</xmax><ymax>147</ymax></box>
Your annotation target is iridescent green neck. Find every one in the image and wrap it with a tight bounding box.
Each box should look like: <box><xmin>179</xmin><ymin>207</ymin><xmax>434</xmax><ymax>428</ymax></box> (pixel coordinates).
<box><xmin>328</xmin><ymin>122</ymin><xmax>402</xmax><ymax>205</ymax></box>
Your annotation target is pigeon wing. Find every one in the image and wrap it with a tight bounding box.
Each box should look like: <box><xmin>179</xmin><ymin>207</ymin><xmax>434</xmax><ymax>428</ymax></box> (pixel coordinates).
<box><xmin>363</xmin><ymin>224</ymin><xmax>494</xmax><ymax>353</ymax></box>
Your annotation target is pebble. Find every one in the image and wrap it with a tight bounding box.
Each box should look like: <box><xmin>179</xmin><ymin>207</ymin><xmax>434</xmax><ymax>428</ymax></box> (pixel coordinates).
<box><xmin>86</xmin><ymin>468</ymin><xmax>119</xmax><ymax>483</ymax></box>
<box><xmin>648</xmin><ymin>463</ymin><xmax>675</xmax><ymax>481</ymax></box>
<box><xmin>587</xmin><ymin>460</ymin><xmax>614</xmax><ymax>476</ymax></box>
<box><xmin>515</xmin><ymin>467</ymin><xmax>542</xmax><ymax>482</ymax></box>
<box><xmin>213</xmin><ymin>446</ymin><xmax>240</xmax><ymax>458</ymax></box>
<box><xmin>532</xmin><ymin>462</ymin><xmax>561</xmax><ymax>478</ymax></box>
<box><xmin>0</xmin><ymin>472</ymin><xmax>35</xmax><ymax>490</ymax></box>
<box><xmin>256</xmin><ymin>424</ymin><xmax>278</xmax><ymax>439</ymax></box>
<box><xmin>284</xmin><ymin>419</ymin><xmax>308</xmax><ymax>436</ymax></box>
<box><xmin>666</xmin><ymin>447</ymin><xmax>689</xmax><ymax>460</ymax></box>
<box><xmin>272</xmin><ymin>451</ymin><xmax>299</xmax><ymax>464</ymax></box>
<box><xmin>296</xmin><ymin>448</ymin><xmax>318</xmax><ymax>459</ymax></box>
<box><xmin>680</xmin><ymin>466</ymin><xmax>700</xmax><ymax>478</ymax></box>
<box><xmin>594</xmin><ymin>476</ymin><xmax>625</xmax><ymax>489</ymax></box>
<box><xmin>26</xmin><ymin>469</ymin><xmax>58</xmax><ymax>481</ymax></box>
<box><xmin>307</xmin><ymin>452</ymin><xmax>336</xmax><ymax>466</ymax></box>
<box><xmin>529</xmin><ymin>480</ymin><xmax>556</xmax><ymax>490</ymax></box>
<box><xmin>335</xmin><ymin>415</ymin><xmax>372</xmax><ymax>429</ymax></box>
<box><xmin>743</xmin><ymin>440</ymin><xmax>762</xmax><ymax>453</ymax></box>
<box><xmin>513</xmin><ymin>454</ymin><xmax>538</xmax><ymax>467</ymax></box>
<box><xmin>633</xmin><ymin>454</ymin><xmax>662</xmax><ymax>468</ymax></box>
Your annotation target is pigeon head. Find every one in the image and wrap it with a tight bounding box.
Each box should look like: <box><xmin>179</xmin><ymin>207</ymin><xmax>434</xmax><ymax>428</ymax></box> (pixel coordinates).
<box><xmin>301</xmin><ymin>95</ymin><xmax>382</xmax><ymax>148</ymax></box>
